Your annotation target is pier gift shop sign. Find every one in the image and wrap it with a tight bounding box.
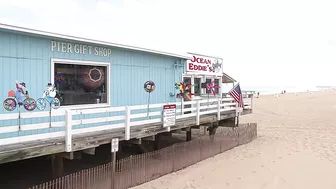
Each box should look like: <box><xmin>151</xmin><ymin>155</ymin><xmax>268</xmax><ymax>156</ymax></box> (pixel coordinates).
<box><xmin>51</xmin><ymin>40</ymin><xmax>112</xmax><ymax>57</ymax></box>
<box><xmin>187</xmin><ymin>55</ymin><xmax>223</xmax><ymax>76</ymax></box>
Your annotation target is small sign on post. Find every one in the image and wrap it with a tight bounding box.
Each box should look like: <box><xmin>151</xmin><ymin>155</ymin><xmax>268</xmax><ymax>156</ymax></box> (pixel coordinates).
<box><xmin>111</xmin><ymin>138</ymin><xmax>119</xmax><ymax>152</ymax></box>
<box><xmin>111</xmin><ymin>138</ymin><xmax>119</xmax><ymax>189</ymax></box>
<box><xmin>163</xmin><ymin>104</ymin><xmax>176</xmax><ymax>127</ymax></box>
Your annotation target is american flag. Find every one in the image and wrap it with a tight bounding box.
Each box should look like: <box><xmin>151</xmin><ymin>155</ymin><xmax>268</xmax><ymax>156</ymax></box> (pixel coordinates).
<box><xmin>229</xmin><ymin>83</ymin><xmax>244</xmax><ymax>108</ymax></box>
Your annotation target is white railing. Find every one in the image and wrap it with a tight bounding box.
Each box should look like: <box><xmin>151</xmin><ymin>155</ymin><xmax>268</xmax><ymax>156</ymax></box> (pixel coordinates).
<box><xmin>0</xmin><ymin>97</ymin><xmax>252</xmax><ymax>150</ymax></box>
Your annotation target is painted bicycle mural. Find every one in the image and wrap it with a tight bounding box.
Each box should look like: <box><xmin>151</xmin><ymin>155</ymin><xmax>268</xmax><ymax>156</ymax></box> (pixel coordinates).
<box><xmin>36</xmin><ymin>83</ymin><xmax>60</xmax><ymax>110</ymax></box>
<box><xmin>3</xmin><ymin>81</ymin><xmax>37</xmax><ymax>111</ymax></box>
<box><xmin>3</xmin><ymin>81</ymin><xmax>60</xmax><ymax>112</ymax></box>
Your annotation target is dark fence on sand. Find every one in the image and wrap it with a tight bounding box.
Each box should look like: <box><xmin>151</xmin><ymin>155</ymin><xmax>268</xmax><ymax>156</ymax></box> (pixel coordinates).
<box><xmin>29</xmin><ymin>123</ymin><xmax>257</xmax><ymax>189</ymax></box>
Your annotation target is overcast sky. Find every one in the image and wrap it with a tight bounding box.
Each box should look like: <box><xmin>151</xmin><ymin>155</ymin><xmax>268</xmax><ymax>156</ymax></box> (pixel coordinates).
<box><xmin>0</xmin><ymin>0</ymin><xmax>336</xmax><ymax>89</ymax></box>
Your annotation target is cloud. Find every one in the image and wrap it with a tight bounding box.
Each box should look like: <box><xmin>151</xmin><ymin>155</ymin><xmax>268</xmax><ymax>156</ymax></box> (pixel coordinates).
<box><xmin>0</xmin><ymin>0</ymin><xmax>336</xmax><ymax>87</ymax></box>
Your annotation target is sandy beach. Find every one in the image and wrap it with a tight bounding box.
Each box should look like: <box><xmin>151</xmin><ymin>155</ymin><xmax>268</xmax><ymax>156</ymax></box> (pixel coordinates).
<box><xmin>131</xmin><ymin>91</ymin><xmax>336</xmax><ymax>189</ymax></box>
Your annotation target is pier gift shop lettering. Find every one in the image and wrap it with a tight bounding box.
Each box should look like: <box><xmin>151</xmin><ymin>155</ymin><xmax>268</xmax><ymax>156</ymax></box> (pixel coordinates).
<box><xmin>51</xmin><ymin>41</ymin><xmax>112</xmax><ymax>57</ymax></box>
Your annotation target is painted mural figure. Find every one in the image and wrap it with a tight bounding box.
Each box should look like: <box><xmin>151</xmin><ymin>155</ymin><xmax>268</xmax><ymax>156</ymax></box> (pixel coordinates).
<box><xmin>36</xmin><ymin>83</ymin><xmax>61</xmax><ymax>110</ymax></box>
<box><xmin>3</xmin><ymin>80</ymin><xmax>37</xmax><ymax>111</ymax></box>
<box><xmin>15</xmin><ymin>80</ymin><xmax>28</xmax><ymax>106</ymax></box>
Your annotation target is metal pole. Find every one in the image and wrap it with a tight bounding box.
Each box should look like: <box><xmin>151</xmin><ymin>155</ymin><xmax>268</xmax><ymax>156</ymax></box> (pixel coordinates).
<box><xmin>111</xmin><ymin>151</ymin><xmax>116</xmax><ymax>189</ymax></box>
<box><xmin>49</xmin><ymin>103</ymin><xmax>52</xmax><ymax>127</ymax></box>
<box><xmin>147</xmin><ymin>92</ymin><xmax>150</xmax><ymax>118</ymax></box>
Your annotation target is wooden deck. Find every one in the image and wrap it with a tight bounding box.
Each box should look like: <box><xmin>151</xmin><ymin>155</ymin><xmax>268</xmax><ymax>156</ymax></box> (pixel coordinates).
<box><xmin>0</xmin><ymin>97</ymin><xmax>253</xmax><ymax>164</ymax></box>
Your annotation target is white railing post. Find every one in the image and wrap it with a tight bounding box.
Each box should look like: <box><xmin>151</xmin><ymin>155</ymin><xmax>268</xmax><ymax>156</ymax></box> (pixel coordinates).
<box><xmin>181</xmin><ymin>99</ymin><xmax>184</xmax><ymax>115</ymax></box>
<box><xmin>235</xmin><ymin>102</ymin><xmax>239</xmax><ymax>125</ymax></box>
<box><xmin>217</xmin><ymin>98</ymin><xmax>221</xmax><ymax>121</ymax></box>
<box><xmin>65</xmin><ymin>109</ymin><xmax>72</xmax><ymax>152</ymax></box>
<box><xmin>196</xmin><ymin>100</ymin><xmax>200</xmax><ymax>125</ymax></box>
<box><xmin>125</xmin><ymin>106</ymin><xmax>131</xmax><ymax>140</ymax></box>
<box><xmin>250</xmin><ymin>94</ymin><xmax>254</xmax><ymax>112</ymax></box>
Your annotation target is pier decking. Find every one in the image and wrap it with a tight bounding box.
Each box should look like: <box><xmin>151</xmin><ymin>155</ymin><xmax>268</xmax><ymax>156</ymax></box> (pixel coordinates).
<box><xmin>0</xmin><ymin>97</ymin><xmax>252</xmax><ymax>164</ymax></box>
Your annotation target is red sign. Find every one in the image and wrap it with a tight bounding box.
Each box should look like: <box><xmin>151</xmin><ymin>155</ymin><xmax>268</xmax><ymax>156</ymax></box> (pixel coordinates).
<box><xmin>163</xmin><ymin>104</ymin><xmax>176</xmax><ymax>109</ymax></box>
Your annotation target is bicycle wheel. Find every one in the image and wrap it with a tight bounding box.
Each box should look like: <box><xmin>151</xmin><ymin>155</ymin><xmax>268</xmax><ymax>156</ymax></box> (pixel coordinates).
<box><xmin>23</xmin><ymin>98</ymin><xmax>37</xmax><ymax>111</ymax></box>
<box><xmin>51</xmin><ymin>98</ymin><xmax>60</xmax><ymax>109</ymax></box>
<box><xmin>36</xmin><ymin>98</ymin><xmax>47</xmax><ymax>111</ymax></box>
<box><xmin>3</xmin><ymin>98</ymin><xmax>17</xmax><ymax>111</ymax></box>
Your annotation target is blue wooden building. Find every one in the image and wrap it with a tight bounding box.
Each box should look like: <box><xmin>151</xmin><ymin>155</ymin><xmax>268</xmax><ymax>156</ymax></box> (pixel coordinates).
<box><xmin>0</xmin><ymin>24</ymin><xmax>188</xmax><ymax>141</ymax></box>
<box><xmin>0</xmin><ymin>24</ymin><xmax>253</xmax><ymax>165</ymax></box>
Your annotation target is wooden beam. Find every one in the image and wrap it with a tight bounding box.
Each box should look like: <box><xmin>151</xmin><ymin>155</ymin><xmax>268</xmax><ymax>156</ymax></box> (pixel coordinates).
<box><xmin>59</xmin><ymin>152</ymin><xmax>82</xmax><ymax>160</ymax></box>
<box><xmin>129</xmin><ymin>138</ymin><xmax>142</xmax><ymax>145</ymax></box>
<box><xmin>83</xmin><ymin>148</ymin><xmax>96</xmax><ymax>155</ymax></box>
<box><xmin>141</xmin><ymin>136</ymin><xmax>155</xmax><ymax>141</ymax></box>
<box><xmin>218</xmin><ymin>118</ymin><xmax>235</xmax><ymax>127</ymax></box>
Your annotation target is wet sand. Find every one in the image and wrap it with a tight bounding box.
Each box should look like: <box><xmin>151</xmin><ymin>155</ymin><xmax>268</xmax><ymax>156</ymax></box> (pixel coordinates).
<box><xmin>131</xmin><ymin>91</ymin><xmax>336</xmax><ymax>189</ymax></box>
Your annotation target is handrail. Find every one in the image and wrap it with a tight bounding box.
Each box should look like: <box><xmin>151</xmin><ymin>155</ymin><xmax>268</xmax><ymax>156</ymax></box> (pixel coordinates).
<box><xmin>0</xmin><ymin>96</ymin><xmax>253</xmax><ymax>148</ymax></box>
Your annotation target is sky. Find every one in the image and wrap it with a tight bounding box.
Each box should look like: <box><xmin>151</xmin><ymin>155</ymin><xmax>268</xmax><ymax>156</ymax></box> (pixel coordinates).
<box><xmin>0</xmin><ymin>0</ymin><xmax>336</xmax><ymax>89</ymax></box>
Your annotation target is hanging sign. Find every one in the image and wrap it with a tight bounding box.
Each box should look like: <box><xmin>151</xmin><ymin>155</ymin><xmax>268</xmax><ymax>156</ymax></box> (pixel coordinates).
<box><xmin>144</xmin><ymin>81</ymin><xmax>155</xmax><ymax>93</ymax></box>
<box><xmin>186</xmin><ymin>54</ymin><xmax>223</xmax><ymax>76</ymax></box>
<box><xmin>163</xmin><ymin>104</ymin><xmax>176</xmax><ymax>127</ymax></box>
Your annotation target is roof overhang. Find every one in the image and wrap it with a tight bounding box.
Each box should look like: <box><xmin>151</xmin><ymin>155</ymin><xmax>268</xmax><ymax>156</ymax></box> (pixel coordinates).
<box><xmin>0</xmin><ymin>23</ymin><xmax>189</xmax><ymax>60</ymax></box>
<box><xmin>222</xmin><ymin>72</ymin><xmax>236</xmax><ymax>83</ymax></box>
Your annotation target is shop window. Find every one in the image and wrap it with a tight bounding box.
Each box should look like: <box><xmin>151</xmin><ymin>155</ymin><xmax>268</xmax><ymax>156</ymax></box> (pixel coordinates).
<box><xmin>54</xmin><ymin>63</ymin><xmax>108</xmax><ymax>106</ymax></box>
<box><xmin>215</xmin><ymin>79</ymin><xmax>220</xmax><ymax>94</ymax></box>
<box><xmin>205</xmin><ymin>79</ymin><xmax>212</xmax><ymax>94</ymax></box>
<box><xmin>194</xmin><ymin>78</ymin><xmax>201</xmax><ymax>96</ymax></box>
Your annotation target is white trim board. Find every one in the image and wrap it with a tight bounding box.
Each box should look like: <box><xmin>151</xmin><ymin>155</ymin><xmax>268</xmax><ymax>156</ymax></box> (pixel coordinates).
<box><xmin>51</xmin><ymin>58</ymin><xmax>111</xmax><ymax>108</ymax></box>
<box><xmin>0</xmin><ymin>23</ymin><xmax>189</xmax><ymax>59</ymax></box>
<box><xmin>0</xmin><ymin>131</ymin><xmax>65</xmax><ymax>146</ymax></box>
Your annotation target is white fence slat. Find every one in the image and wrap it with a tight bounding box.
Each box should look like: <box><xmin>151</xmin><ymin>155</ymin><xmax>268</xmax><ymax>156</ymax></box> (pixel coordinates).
<box><xmin>72</xmin><ymin>123</ymin><xmax>125</xmax><ymax>135</ymax></box>
<box><xmin>199</xmin><ymin>109</ymin><xmax>218</xmax><ymax>115</ymax></box>
<box><xmin>200</xmin><ymin>104</ymin><xmax>218</xmax><ymax>110</ymax></box>
<box><xmin>130</xmin><ymin>111</ymin><xmax>161</xmax><ymax>119</ymax></box>
<box><xmin>73</xmin><ymin>106</ymin><xmax>125</xmax><ymax>115</ymax></box>
<box><xmin>176</xmin><ymin>113</ymin><xmax>196</xmax><ymax>119</ymax></box>
<box><xmin>130</xmin><ymin>118</ymin><xmax>162</xmax><ymax>127</ymax></box>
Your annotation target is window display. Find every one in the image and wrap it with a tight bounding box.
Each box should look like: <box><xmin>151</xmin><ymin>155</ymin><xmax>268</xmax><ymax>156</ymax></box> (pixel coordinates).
<box><xmin>54</xmin><ymin>63</ymin><xmax>108</xmax><ymax>106</ymax></box>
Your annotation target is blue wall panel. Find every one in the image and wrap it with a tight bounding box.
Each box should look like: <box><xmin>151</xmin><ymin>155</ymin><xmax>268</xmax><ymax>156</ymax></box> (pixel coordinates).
<box><xmin>0</xmin><ymin>29</ymin><xmax>186</xmax><ymax>139</ymax></box>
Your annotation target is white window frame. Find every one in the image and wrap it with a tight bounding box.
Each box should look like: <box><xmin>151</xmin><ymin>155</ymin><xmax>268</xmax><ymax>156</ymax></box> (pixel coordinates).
<box><xmin>51</xmin><ymin>58</ymin><xmax>111</xmax><ymax>109</ymax></box>
<box><xmin>182</xmin><ymin>73</ymin><xmax>222</xmax><ymax>98</ymax></box>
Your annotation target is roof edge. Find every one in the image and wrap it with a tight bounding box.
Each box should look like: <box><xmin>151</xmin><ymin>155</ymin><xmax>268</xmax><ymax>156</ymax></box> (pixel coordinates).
<box><xmin>0</xmin><ymin>23</ymin><xmax>189</xmax><ymax>59</ymax></box>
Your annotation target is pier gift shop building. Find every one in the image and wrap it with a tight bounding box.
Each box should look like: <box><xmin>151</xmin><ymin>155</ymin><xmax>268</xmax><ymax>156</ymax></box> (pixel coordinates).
<box><xmin>0</xmin><ymin>24</ymin><xmax>186</xmax><ymax>145</ymax></box>
<box><xmin>0</xmin><ymin>24</ymin><xmax>252</xmax><ymax>165</ymax></box>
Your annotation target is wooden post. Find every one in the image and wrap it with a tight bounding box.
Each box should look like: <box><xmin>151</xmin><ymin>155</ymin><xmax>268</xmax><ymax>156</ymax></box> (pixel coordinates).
<box><xmin>154</xmin><ymin>134</ymin><xmax>160</xmax><ymax>150</ymax></box>
<box><xmin>235</xmin><ymin>103</ymin><xmax>240</xmax><ymax>126</ymax></box>
<box><xmin>65</xmin><ymin>109</ymin><xmax>72</xmax><ymax>152</ymax></box>
<box><xmin>196</xmin><ymin>100</ymin><xmax>200</xmax><ymax>125</ymax></box>
<box><xmin>186</xmin><ymin>127</ymin><xmax>191</xmax><ymax>141</ymax></box>
<box><xmin>51</xmin><ymin>154</ymin><xmax>64</xmax><ymax>179</ymax></box>
<box><xmin>250</xmin><ymin>94</ymin><xmax>254</xmax><ymax>112</ymax></box>
<box><xmin>217</xmin><ymin>98</ymin><xmax>221</xmax><ymax>121</ymax></box>
<box><xmin>125</xmin><ymin>106</ymin><xmax>131</xmax><ymax>140</ymax></box>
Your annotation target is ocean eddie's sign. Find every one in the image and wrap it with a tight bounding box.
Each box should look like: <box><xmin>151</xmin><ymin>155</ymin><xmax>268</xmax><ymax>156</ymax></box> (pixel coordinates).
<box><xmin>187</xmin><ymin>54</ymin><xmax>223</xmax><ymax>76</ymax></box>
<box><xmin>51</xmin><ymin>40</ymin><xmax>112</xmax><ymax>57</ymax></box>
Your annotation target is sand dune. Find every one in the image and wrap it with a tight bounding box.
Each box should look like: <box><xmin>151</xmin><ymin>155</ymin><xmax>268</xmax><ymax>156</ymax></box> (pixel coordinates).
<box><xmin>131</xmin><ymin>91</ymin><xmax>336</xmax><ymax>189</ymax></box>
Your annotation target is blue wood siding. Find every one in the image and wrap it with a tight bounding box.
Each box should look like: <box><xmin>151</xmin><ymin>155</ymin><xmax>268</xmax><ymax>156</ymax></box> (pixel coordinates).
<box><xmin>0</xmin><ymin>29</ymin><xmax>185</xmax><ymax>139</ymax></box>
